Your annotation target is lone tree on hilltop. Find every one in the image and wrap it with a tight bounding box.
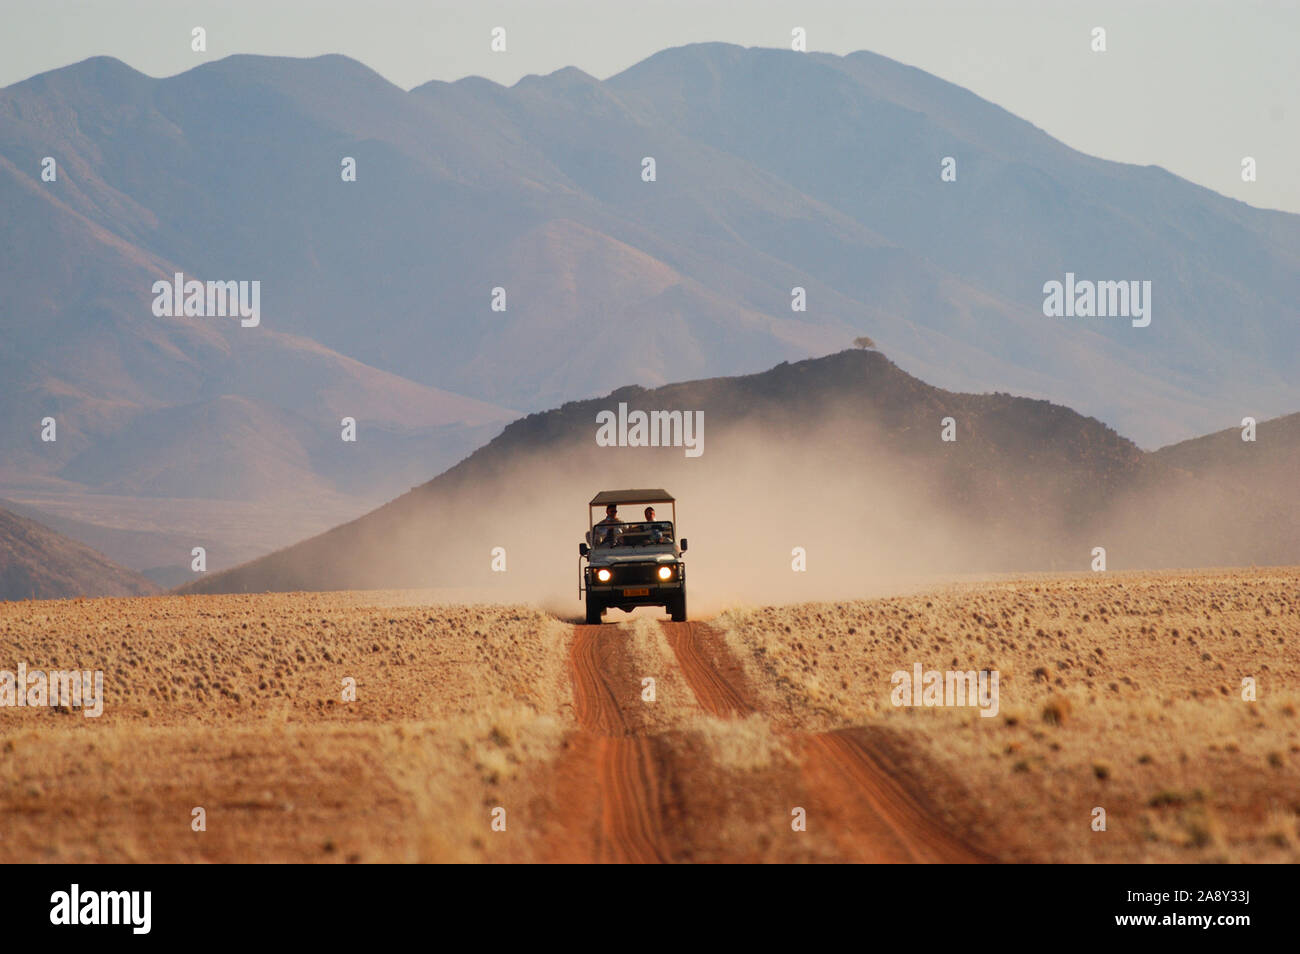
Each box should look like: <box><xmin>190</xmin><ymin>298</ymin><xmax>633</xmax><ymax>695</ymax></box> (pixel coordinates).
<box><xmin>853</xmin><ymin>336</ymin><xmax>877</xmax><ymax>350</ymax></box>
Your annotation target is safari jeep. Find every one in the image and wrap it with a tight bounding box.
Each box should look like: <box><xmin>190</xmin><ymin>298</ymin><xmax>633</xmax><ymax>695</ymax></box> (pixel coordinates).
<box><xmin>578</xmin><ymin>489</ymin><xmax>687</xmax><ymax>624</ymax></box>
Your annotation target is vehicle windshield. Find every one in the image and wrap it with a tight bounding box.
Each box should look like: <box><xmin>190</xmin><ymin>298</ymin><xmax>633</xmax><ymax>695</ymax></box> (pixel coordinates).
<box><xmin>589</xmin><ymin>521</ymin><xmax>675</xmax><ymax>549</ymax></box>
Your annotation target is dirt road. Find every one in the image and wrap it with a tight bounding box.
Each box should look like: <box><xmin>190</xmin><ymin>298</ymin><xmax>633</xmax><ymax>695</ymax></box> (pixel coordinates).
<box><xmin>551</xmin><ymin>619</ymin><xmax>991</xmax><ymax>862</ymax></box>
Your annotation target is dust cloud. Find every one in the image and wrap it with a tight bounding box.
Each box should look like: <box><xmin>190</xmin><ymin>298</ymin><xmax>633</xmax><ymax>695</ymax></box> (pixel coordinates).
<box><xmin>189</xmin><ymin>387</ymin><xmax>1299</xmax><ymax>613</ymax></box>
<box><xmin>239</xmin><ymin>414</ymin><xmax>1050</xmax><ymax>615</ymax></box>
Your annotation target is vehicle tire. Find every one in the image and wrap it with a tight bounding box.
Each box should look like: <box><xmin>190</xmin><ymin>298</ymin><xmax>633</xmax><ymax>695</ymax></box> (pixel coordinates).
<box><xmin>669</xmin><ymin>591</ymin><xmax>687</xmax><ymax>623</ymax></box>
<box><xmin>585</xmin><ymin>597</ymin><xmax>604</xmax><ymax>625</ymax></box>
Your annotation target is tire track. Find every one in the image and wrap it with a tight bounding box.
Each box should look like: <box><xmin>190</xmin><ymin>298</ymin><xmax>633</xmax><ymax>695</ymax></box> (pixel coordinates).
<box><xmin>559</xmin><ymin>624</ymin><xmax>675</xmax><ymax>863</ymax></box>
<box><xmin>594</xmin><ymin>736</ymin><xmax>669</xmax><ymax>863</ymax></box>
<box><xmin>662</xmin><ymin>619</ymin><xmax>995</xmax><ymax>863</ymax></box>
<box><xmin>569</xmin><ymin>624</ymin><xmax>631</xmax><ymax>735</ymax></box>
<box><xmin>801</xmin><ymin>729</ymin><xmax>995</xmax><ymax>863</ymax></box>
<box><xmin>659</xmin><ymin>621</ymin><xmax>755</xmax><ymax>718</ymax></box>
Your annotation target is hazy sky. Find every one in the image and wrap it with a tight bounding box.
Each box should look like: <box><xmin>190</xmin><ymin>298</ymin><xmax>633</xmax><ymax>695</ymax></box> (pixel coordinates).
<box><xmin>5</xmin><ymin>0</ymin><xmax>1298</xmax><ymax>212</ymax></box>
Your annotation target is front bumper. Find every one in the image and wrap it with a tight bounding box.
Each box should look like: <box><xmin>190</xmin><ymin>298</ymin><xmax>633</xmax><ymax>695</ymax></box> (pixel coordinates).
<box><xmin>589</xmin><ymin>580</ymin><xmax>683</xmax><ymax>606</ymax></box>
<box><xmin>586</xmin><ymin>562</ymin><xmax>685</xmax><ymax>606</ymax></box>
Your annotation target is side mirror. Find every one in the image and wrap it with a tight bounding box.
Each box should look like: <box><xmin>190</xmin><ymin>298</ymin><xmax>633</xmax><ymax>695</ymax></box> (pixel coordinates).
<box><xmin>579</xmin><ymin>543</ymin><xmax>589</xmax><ymax>556</ymax></box>
<box><xmin>679</xmin><ymin>538</ymin><xmax>688</xmax><ymax>552</ymax></box>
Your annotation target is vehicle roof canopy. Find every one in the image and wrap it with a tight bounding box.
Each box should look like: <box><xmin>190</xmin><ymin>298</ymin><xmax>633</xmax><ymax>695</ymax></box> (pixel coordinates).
<box><xmin>589</xmin><ymin>489</ymin><xmax>675</xmax><ymax>507</ymax></box>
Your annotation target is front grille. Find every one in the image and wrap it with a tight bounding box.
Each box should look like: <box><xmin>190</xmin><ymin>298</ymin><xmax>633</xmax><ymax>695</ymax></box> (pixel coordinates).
<box><xmin>612</xmin><ymin>563</ymin><xmax>663</xmax><ymax>585</ymax></box>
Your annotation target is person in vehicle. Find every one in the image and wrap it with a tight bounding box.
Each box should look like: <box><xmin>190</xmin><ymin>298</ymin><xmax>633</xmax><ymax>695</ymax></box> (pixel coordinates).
<box><xmin>594</xmin><ymin>504</ymin><xmax>623</xmax><ymax>545</ymax></box>
<box><xmin>643</xmin><ymin>506</ymin><xmax>671</xmax><ymax>543</ymax></box>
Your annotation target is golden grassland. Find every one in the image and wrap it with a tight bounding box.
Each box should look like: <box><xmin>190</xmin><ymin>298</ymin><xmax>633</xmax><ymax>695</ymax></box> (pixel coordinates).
<box><xmin>716</xmin><ymin>567</ymin><xmax>1300</xmax><ymax>862</ymax></box>
<box><xmin>0</xmin><ymin>595</ymin><xmax>572</xmax><ymax>862</ymax></box>
<box><xmin>1</xmin><ymin>568</ymin><xmax>1296</xmax><ymax>862</ymax></box>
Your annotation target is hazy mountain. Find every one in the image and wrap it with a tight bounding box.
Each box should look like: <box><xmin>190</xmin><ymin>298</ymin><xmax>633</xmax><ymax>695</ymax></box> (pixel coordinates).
<box><xmin>3</xmin><ymin>43</ymin><xmax>1297</xmax><ymax>464</ymax></box>
<box><xmin>1</xmin><ymin>496</ymin><xmax>198</xmax><ymax>584</ymax></box>
<box><xmin>1152</xmin><ymin>412</ymin><xmax>1300</xmax><ymax>508</ymax></box>
<box><xmin>178</xmin><ymin>350</ymin><xmax>1300</xmax><ymax>600</ymax></box>
<box><xmin>0</xmin><ymin>504</ymin><xmax>159</xmax><ymax>600</ymax></box>
<box><xmin>0</xmin><ymin>134</ymin><xmax>513</xmax><ymax>575</ymax></box>
<box><xmin>0</xmin><ymin>144</ymin><xmax>515</xmax><ymax>504</ymax></box>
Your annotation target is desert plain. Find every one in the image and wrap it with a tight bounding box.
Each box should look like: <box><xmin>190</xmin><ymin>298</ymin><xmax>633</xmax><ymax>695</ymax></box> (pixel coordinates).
<box><xmin>1</xmin><ymin>566</ymin><xmax>1297</xmax><ymax>863</ymax></box>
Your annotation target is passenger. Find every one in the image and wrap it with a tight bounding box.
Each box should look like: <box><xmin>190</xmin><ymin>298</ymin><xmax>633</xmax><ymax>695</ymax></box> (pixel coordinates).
<box><xmin>643</xmin><ymin>506</ymin><xmax>668</xmax><ymax>544</ymax></box>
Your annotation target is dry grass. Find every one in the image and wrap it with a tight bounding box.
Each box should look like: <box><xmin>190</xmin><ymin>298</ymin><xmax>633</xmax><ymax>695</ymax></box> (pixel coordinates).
<box><xmin>0</xmin><ymin>592</ymin><xmax>571</xmax><ymax>862</ymax></box>
<box><xmin>715</xmin><ymin>567</ymin><xmax>1300</xmax><ymax>862</ymax></box>
<box><xmin>4</xmin><ymin>569</ymin><xmax>1297</xmax><ymax>862</ymax></box>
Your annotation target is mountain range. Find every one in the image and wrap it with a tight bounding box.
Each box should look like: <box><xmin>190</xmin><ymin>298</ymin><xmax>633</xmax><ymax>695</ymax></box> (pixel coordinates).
<box><xmin>2</xmin><ymin>43</ymin><xmax>1297</xmax><ymax>581</ymax></box>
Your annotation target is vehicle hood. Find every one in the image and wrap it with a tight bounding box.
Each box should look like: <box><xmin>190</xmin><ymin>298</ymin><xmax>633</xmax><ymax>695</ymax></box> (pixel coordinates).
<box><xmin>587</xmin><ymin>547</ymin><xmax>680</xmax><ymax>566</ymax></box>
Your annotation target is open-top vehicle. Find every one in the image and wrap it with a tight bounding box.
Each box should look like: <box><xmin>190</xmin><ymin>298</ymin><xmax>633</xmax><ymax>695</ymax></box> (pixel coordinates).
<box><xmin>578</xmin><ymin>489</ymin><xmax>687</xmax><ymax>624</ymax></box>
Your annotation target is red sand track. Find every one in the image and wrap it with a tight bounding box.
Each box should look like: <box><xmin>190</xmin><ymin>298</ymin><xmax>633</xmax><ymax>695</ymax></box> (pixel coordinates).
<box><xmin>570</xmin><ymin>624</ymin><xmax>634</xmax><ymax>734</ymax></box>
<box><xmin>801</xmin><ymin>729</ymin><xmax>993</xmax><ymax>862</ymax></box>
<box><xmin>547</xmin><ymin>618</ymin><xmax>993</xmax><ymax>863</ymax></box>
<box><xmin>559</xmin><ymin>625</ymin><xmax>675</xmax><ymax>862</ymax></box>
<box><xmin>661</xmin><ymin>621</ymin><xmax>755</xmax><ymax>718</ymax></box>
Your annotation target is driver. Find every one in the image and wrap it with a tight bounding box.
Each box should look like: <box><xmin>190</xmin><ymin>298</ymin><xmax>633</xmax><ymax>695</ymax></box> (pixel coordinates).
<box><xmin>594</xmin><ymin>504</ymin><xmax>623</xmax><ymax>545</ymax></box>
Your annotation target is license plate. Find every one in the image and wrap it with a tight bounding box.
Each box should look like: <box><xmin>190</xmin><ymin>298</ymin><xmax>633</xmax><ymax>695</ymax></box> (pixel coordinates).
<box><xmin>622</xmin><ymin>587</ymin><xmax>650</xmax><ymax>597</ymax></box>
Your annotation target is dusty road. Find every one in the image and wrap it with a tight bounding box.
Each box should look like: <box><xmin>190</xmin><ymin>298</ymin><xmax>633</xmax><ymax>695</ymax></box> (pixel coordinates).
<box><xmin>553</xmin><ymin>621</ymin><xmax>989</xmax><ymax>862</ymax></box>
<box><xmin>1</xmin><ymin>568</ymin><xmax>1297</xmax><ymax>862</ymax></box>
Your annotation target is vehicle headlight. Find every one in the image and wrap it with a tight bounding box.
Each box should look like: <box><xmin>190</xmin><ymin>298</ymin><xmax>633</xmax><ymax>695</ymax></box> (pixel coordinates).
<box><xmin>657</xmin><ymin>565</ymin><xmax>674</xmax><ymax>581</ymax></box>
<box><xmin>595</xmin><ymin>568</ymin><xmax>612</xmax><ymax>583</ymax></box>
